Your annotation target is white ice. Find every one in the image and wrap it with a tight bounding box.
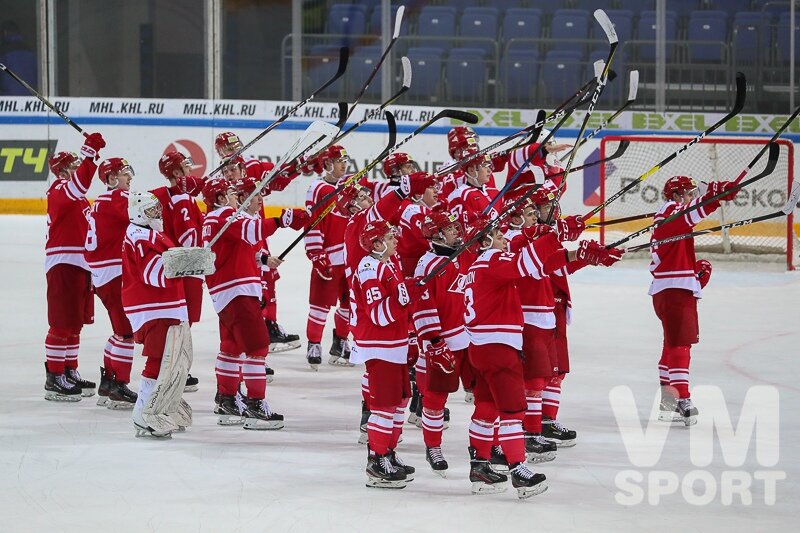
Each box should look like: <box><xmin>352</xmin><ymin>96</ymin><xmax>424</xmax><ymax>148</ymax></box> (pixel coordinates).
<box><xmin>0</xmin><ymin>215</ymin><xmax>798</xmax><ymax>532</ymax></box>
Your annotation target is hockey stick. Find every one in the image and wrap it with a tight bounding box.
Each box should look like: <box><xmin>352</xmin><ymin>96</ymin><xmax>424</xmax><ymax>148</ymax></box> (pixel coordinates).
<box><xmin>607</xmin><ymin>141</ymin><xmax>780</xmax><ymax>248</ymax></box>
<box><xmin>206</xmin><ymin>47</ymin><xmax>349</xmax><ymax>177</ymax></box>
<box><xmin>0</xmin><ymin>63</ymin><xmax>86</xmax><ymax>136</ymax></box>
<box><xmin>625</xmin><ymin>180</ymin><xmax>800</xmax><ymax>253</ymax></box>
<box><xmin>162</xmin><ymin>120</ymin><xmax>340</xmax><ymax>277</ymax></box>
<box><xmin>586</xmin><ymin>211</ymin><xmax>656</xmax><ymax>228</ymax></box>
<box><xmin>543</xmin><ymin>10</ymin><xmax>618</xmax><ymax>225</ymax></box>
<box><xmin>308</xmin><ymin>109</ymin><xmax>479</xmax><ymax>213</ymax></box>
<box><xmin>417</xmin><ymin>140</ymin><xmax>630</xmax><ymax>285</ymax></box>
<box><xmin>584</xmin><ymin>71</ymin><xmax>747</xmax><ymax>222</ymax></box>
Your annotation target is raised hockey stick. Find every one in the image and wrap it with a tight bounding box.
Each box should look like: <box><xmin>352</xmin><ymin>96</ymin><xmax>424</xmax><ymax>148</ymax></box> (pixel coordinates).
<box><xmin>586</xmin><ymin>211</ymin><xmax>656</xmax><ymax>228</ymax></box>
<box><xmin>417</xmin><ymin>140</ymin><xmax>630</xmax><ymax>285</ymax></box>
<box><xmin>584</xmin><ymin>71</ymin><xmax>747</xmax><ymax>221</ymax></box>
<box><xmin>162</xmin><ymin>120</ymin><xmax>341</xmax><ymax>277</ymax></box>
<box><xmin>625</xmin><ymin>180</ymin><xmax>800</xmax><ymax>253</ymax></box>
<box><xmin>607</xmin><ymin>141</ymin><xmax>781</xmax><ymax>248</ymax></box>
<box><xmin>206</xmin><ymin>46</ymin><xmax>349</xmax><ymax>177</ymax></box>
<box><xmin>0</xmin><ymin>63</ymin><xmax>86</xmax><ymax>136</ymax></box>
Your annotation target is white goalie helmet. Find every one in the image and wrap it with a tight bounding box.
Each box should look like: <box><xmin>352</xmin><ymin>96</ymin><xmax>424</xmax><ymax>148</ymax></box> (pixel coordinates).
<box><xmin>128</xmin><ymin>191</ymin><xmax>164</xmax><ymax>232</ymax></box>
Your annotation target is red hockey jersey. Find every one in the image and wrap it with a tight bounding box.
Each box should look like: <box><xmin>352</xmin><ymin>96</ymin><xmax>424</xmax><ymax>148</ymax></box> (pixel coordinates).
<box><xmin>446</xmin><ymin>183</ymin><xmax>498</xmax><ymax>228</ymax></box>
<box><xmin>413</xmin><ymin>251</ymin><xmax>469</xmax><ymax>351</ymax></box>
<box><xmin>305</xmin><ymin>178</ymin><xmax>348</xmax><ymax>266</ymax></box>
<box><xmin>344</xmin><ymin>190</ymin><xmax>405</xmax><ymax>277</ymax></box>
<box><xmin>121</xmin><ymin>224</ymin><xmax>188</xmax><ymax>332</ymax></box>
<box><xmin>45</xmin><ymin>157</ymin><xmax>96</xmax><ymax>273</ymax></box>
<box><xmin>349</xmin><ymin>255</ymin><xmax>411</xmax><ymax>364</ymax></box>
<box><xmin>203</xmin><ymin>206</ymin><xmax>279</xmax><ymax>313</ymax></box>
<box><xmin>150</xmin><ymin>186</ymin><xmax>204</xmax><ymax>249</ymax></box>
<box><xmin>506</xmin><ymin>143</ymin><xmax>565</xmax><ymax>190</ymax></box>
<box><xmin>397</xmin><ymin>202</ymin><xmax>431</xmax><ymax>276</ymax></box>
<box><xmin>85</xmin><ymin>189</ymin><xmax>129</xmax><ymax>287</ymax></box>
<box><xmin>507</xmin><ymin>229</ymin><xmax>557</xmax><ymax>329</ymax></box>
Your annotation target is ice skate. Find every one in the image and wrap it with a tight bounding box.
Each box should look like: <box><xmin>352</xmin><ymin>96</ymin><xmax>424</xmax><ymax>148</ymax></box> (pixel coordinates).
<box><xmin>469</xmin><ymin>447</ymin><xmax>508</xmax><ymax>494</ymax></box>
<box><xmin>96</xmin><ymin>366</ymin><xmax>114</xmax><ymax>406</ymax></box>
<box><xmin>525</xmin><ymin>433</ymin><xmax>557</xmax><ymax>464</ymax></box>
<box><xmin>358</xmin><ymin>402</ymin><xmax>370</xmax><ymax>445</ymax></box>
<box><xmin>658</xmin><ymin>388</ymin><xmax>682</xmax><ymax>422</ymax></box>
<box><xmin>328</xmin><ymin>332</ymin><xmax>354</xmax><ymax>366</ymax></box>
<box><xmin>214</xmin><ymin>392</ymin><xmax>245</xmax><ymax>425</ymax></box>
<box><xmin>677</xmin><ymin>398</ymin><xmax>699</xmax><ymax>427</ymax></box>
<box><xmin>387</xmin><ymin>449</ymin><xmax>415</xmax><ymax>481</ymax></box>
<box><xmin>306</xmin><ymin>342</ymin><xmax>322</xmax><ymax>370</ymax></box>
<box><xmin>106</xmin><ymin>379</ymin><xmax>137</xmax><ymax>410</ymax></box>
<box><xmin>366</xmin><ymin>452</ymin><xmax>408</xmax><ymax>489</ymax></box>
<box><xmin>183</xmin><ymin>374</ymin><xmax>199</xmax><ymax>393</ymax></box>
<box><xmin>243</xmin><ymin>398</ymin><xmax>285</xmax><ymax>430</ymax></box>
<box><xmin>407</xmin><ymin>384</ymin><xmax>422</xmax><ymax>427</ymax></box>
<box><xmin>443</xmin><ymin>407</ymin><xmax>450</xmax><ymax>430</ymax></box>
<box><xmin>267</xmin><ymin>320</ymin><xmax>301</xmax><ymax>353</ymax></box>
<box><xmin>541</xmin><ymin>417</ymin><xmax>577</xmax><ymax>447</ymax></box>
<box><xmin>510</xmin><ymin>462</ymin><xmax>548</xmax><ymax>499</ymax></box>
<box><xmin>44</xmin><ymin>364</ymin><xmax>81</xmax><ymax>402</ymax></box>
<box><xmin>489</xmin><ymin>445</ymin><xmax>509</xmax><ymax>473</ymax></box>
<box><xmin>464</xmin><ymin>389</ymin><xmax>474</xmax><ymax>404</ymax></box>
<box><xmin>264</xmin><ymin>364</ymin><xmax>275</xmax><ymax>383</ymax></box>
<box><xmin>65</xmin><ymin>368</ymin><xmax>96</xmax><ymax>397</ymax></box>
<box><xmin>425</xmin><ymin>446</ymin><xmax>448</xmax><ymax>477</ymax></box>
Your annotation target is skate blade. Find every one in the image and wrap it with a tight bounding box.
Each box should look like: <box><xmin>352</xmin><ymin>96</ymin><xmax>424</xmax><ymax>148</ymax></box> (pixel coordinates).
<box><xmin>106</xmin><ymin>400</ymin><xmax>135</xmax><ymax>411</ymax></box>
<box><xmin>471</xmin><ymin>481</ymin><xmax>508</xmax><ymax>495</ymax></box>
<box><xmin>270</xmin><ymin>341</ymin><xmax>301</xmax><ymax>354</ymax></box>
<box><xmin>266</xmin><ymin>375</ymin><xmax>274</xmax><ymax>384</ymax></box>
<box><xmin>682</xmin><ymin>415</ymin><xmax>697</xmax><ymax>427</ymax></box>
<box><xmin>308</xmin><ymin>363</ymin><xmax>320</xmax><ymax>371</ymax></box>
<box><xmin>96</xmin><ymin>396</ymin><xmax>109</xmax><ymax>406</ymax></box>
<box><xmin>464</xmin><ymin>393</ymin><xmax>474</xmax><ymax>404</ymax></box>
<box><xmin>526</xmin><ymin>451</ymin><xmax>557</xmax><ymax>464</ymax></box>
<box><xmin>490</xmin><ymin>465</ymin><xmax>510</xmax><ymax>474</ymax></box>
<box><xmin>658</xmin><ymin>411</ymin><xmax>683</xmax><ymax>422</ymax></box>
<box><xmin>44</xmin><ymin>391</ymin><xmax>82</xmax><ymax>402</ymax></box>
<box><xmin>328</xmin><ymin>357</ymin><xmax>355</xmax><ymax>367</ymax></box>
<box><xmin>407</xmin><ymin>414</ymin><xmax>421</xmax><ymax>426</ymax></box>
<box><xmin>216</xmin><ymin>414</ymin><xmax>245</xmax><ymax>426</ymax></box>
<box><xmin>134</xmin><ymin>424</ymin><xmax>172</xmax><ymax>439</ymax></box>
<box><xmin>516</xmin><ymin>481</ymin><xmax>548</xmax><ymax>499</ymax></box>
<box><xmin>357</xmin><ymin>432</ymin><xmax>369</xmax><ymax>445</ymax></box>
<box><xmin>183</xmin><ymin>385</ymin><xmax>199</xmax><ymax>393</ymax></box>
<box><xmin>80</xmin><ymin>388</ymin><xmax>96</xmax><ymax>398</ymax></box>
<box><xmin>366</xmin><ymin>477</ymin><xmax>408</xmax><ymax>489</ymax></box>
<box><xmin>243</xmin><ymin>419</ymin><xmax>285</xmax><ymax>430</ymax></box>
<box><xmin>432</xmin><ymin>469</ymin><xmax>448</xmax><ymax>478</ymax></box>
<box><xmin>542</xmin><ymin>437</ymin><xmax>577</xmax><ymax>448</ymax></box>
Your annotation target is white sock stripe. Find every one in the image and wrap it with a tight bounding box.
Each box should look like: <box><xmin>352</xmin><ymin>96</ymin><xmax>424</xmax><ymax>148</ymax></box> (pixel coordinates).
<box><xmin>215</xmin><ymin>370</ymin><xmax>241</xmax><ymax>378</ymax></box>
<box><xmin>468</xmin><ymin>431</ymin><xmax>495</xmax><ymax>442</ymax></box>
<box><xmin>367</xmin><ymin>424</ymin><xmax>394</xmax><ymax>435</ymax></box>
<box><xmin>107</xmin><ymin>354</ymin><xmax>134</xmax><ymax>364</ymax></box>
<box><xmin>469</xmin><ymin>421</ymin><xmax>495</xmax><ymax>438</ymax></box>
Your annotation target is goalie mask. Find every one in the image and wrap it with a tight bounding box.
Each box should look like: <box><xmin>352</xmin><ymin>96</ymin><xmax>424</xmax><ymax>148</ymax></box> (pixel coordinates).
<box><xmin>128</xmin><ymin>191</ymin><xmax>164</xmax><ymax>232</ymax></box>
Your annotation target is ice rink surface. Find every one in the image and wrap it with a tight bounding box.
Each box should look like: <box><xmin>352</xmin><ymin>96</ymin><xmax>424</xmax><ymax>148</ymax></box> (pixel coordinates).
<box><xmin>0</xmin><ymin>215</ymin><xmax>797</xmax><ymax>532</ymax></box>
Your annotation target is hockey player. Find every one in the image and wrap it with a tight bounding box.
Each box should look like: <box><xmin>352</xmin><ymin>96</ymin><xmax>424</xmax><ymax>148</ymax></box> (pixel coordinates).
<box><xmin>412</xmin><ymin>209</ymin><xmax>473</xmax><ymax>475</ymax></box>
<box><xmin>350</xmin><ymin>219</ymin><xmax>420</xmax><ymax>489</ymax></box>
<box><xmin>123</xmin><ymin>192</ymin><xmax>193</xmax><ymax>438</ymax></box>
<box><xmin>463</xmin><ymin>216</ymin><xmax>622</xmax><ymax>498</ymax></box>
<box><xmin>370</xmin><ymin>152</ymin><xmax>420</xmax><ymax>201</ymax></box>
<box><xmin>304</xmin><ymin>145</ymin><xmax>353</xmax><ymax>368</ymax></box>
<box><xmin>86</xmin><ymin>157</ymin><xmax>137</xmax><ymax>409</ymax></box>
<box><xmin>215</xmin><ymin>131</ymin><xmax>302</xmax><ymax>353</ymax></box>
<box><xmin>447</xmin><ymin>151</ymin><xmax>499</xmax><ymax>230</ymax></box>
<box><xmin>651</xmin><ymin>176</ymin><xmax>737</xmax><ymax>426</ymax></box>
<box><xmin>506</xmin><ymin>129</ymin><xmax>572</xmax><ymax>189</ymax></box>
<box><xmin>43</xmin><ymin>132</ymin><xmax>106</xmax><ymax>401</ymax></box>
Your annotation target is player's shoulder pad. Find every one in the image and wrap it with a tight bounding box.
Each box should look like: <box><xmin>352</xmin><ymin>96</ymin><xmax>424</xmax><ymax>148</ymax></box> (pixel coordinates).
<box><xmin>357</xmin><ymin>256</ymin><xmax>379</xmax><ymax>281</ymax></box>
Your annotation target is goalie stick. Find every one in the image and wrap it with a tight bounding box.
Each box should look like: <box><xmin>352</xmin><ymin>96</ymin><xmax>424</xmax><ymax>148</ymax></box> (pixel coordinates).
<box><xmin>625</xmin><ymin>180</ymin><xmax>800</xmax><ymax>253</ymax></box>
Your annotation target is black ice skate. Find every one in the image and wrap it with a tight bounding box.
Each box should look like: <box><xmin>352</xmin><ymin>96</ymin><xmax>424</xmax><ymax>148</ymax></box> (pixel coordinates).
<box><xmin>443</xmin><ymin>407</ymin><xmax>450</xmax><ymax>430</ymax></box>
<box><xmin>387</xmin><ymin>449</ymin><xmax>415</xmax><ymax>481</ymax></box>
<box><xmin>358</xmin><ymin>401</ymin><xmax>370</xmax><ymax>445</ymax></box>
<box><xmin>183</xmin><ymin>374</ymin><xmax>199</xmax><ymax>393</ymax></box>
<box><xmin>425</xmin><ymin>446</ymin><xmax>449</xmax><ymax>477</ymax></box>
<box><xmin>264</xmin><ymin>364</ymin><xmax>275</xmax><ymax>383</ymax></box>
<box><xmin>658</xmin><ymin>387</ymin><xmax>682</xmax><ymax>422</ymax></box>
<box><xmin>44</xmin><ymin>364</ymin><xmax>82</xmax><ymax>402</ymax></box>
<box><xmin>267</xmin><ymin>320</ymin><xmax>301</xmax><ymax>353</ymax></box>
<box><xmin>677</xmin><ymin>398</ymin><xmax>699</xmax><ymax>427</ymax></box>
<box><xmin>469</xmin><ymin>447</ymin><xmax>509</xmax><ymax>494</ymax></box>
<box><xmin>525</xmin><ymin>433</ymin><xmax>557</xmax><ymax>463</ymax></box>
<box><xmin>307</xmin><ymin>342</ymin><xmax>322</xmax><ymax>370</ymax></box>
<box><xmin>366</xmin><ymin>452</ymin><xmax>408</xmax><ymax>489</ymax></box>
<box><xmin>328</xmin><ymin>332</ymin><xmax>354</xmax><ymax>366</ymax></box>
<box><xmin>65</xmin><ymin>368</ymin><xmax>96</xmax><ymax>397</ymax></box>
<box><xmin>96</xmin><ymin>366</ymin><xmax>114</xmax><ymax>406</ymax></box>
<box><xmin>243</xmin><ymin>398</ymin><xmax>285</xmax><ymax>430</ymax></box>
<box><xmin>407</xmin><ymin>380</ymin><xmax>420</xmax><ymax>426</ymax></box>
<box><xmin>509</xmin><ymin>462</ymin><xmax>548</xmax><ymax>499</ymax></box>
<box><xmin>214</xmin><ymin>392</ymin><xmax>246</xmax><ymax>426</ymax></box>
<box><xmin>490</xmin><ymin>445</ymin><xmax>510</xmax><ymax>472</ymax></box>
<box><xmin>542</xmin><ymin>417</ymin><xmax>577</xmax><ymax>447</ymax></box>
<box><xmin>106</xmin><ymin>379</ymin><xmax>137</xmax><ymax>410</ymax></box>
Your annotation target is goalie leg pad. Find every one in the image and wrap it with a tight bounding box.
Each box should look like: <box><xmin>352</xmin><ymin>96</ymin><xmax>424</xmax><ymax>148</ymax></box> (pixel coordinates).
<box><xmin>142</xmin><ymin>322</ymin><xmax>192</xmax><ymax>432</ymax></box>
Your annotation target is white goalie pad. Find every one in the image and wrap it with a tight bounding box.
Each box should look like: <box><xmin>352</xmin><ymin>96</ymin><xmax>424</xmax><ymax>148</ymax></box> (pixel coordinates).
<box><xmin>163</xmin><ymin>247</ymin><xmax>216</xmax><ymax>279</ymax></box>
<box><xmin>142</xmin><ymin>322</ymin><xmax>193</xmax><ymax>432</ymax></box>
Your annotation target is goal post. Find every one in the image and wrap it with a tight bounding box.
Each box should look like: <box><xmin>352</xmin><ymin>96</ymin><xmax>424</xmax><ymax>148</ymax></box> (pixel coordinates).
<box><xmin>598</xmin><ymin>136</ymin><xmax>796</xmax><ymax>271</ymax></box>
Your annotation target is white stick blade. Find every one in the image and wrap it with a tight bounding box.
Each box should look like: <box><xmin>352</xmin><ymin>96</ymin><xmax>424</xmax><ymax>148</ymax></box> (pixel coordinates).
<box><xmin>307</xmin><ymin>119</ymin><xmax>340</xmax><ymax>139</ymax></box>
<box><xmin>593</xmin><ymin>60</ymin><xmax>605</xmax><ymax>79</ymax></box>
<box><xmin>594</xmin><ymin>9</ymin><xmax>618</xmax><ymax>44</ymax></box>
<box><xmin>401</xmin><ymin>56</ymin><xmax>412</xmax><ymax>88</ymax></box>
<box><xmin>782</xmin><ymin>180</ymin><xmax>800</xmax><ymax>215</ymax></box>
<box><xmin>393</xmin><ymin>5</ymin><xmax>405</xmax><ymax>39</ymax></box>
<box><xmin>628</xmin><ymin>70</ymin><xmax>639</xmax><ymax>101</ymax></box>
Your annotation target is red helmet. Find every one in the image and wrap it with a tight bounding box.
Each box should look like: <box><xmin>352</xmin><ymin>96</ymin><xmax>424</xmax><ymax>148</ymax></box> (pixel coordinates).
<box><xmin>447</xmin><ymin>126</ymin><xmax>477</xmax><ymax>145</ymax></box>
<box><xmin>527</xmin><ymin>186</ymin><xmax>557</xmax><ymax>207</ymax></box>
<box><xmin>48</xmin><ymin>151</ymin><xmax>79</xmax><ymax>176</ymax></box>
<box><xmin>464</xmin><ymin>213</ymin><xmax>495</xmax><ymax>251</ymax></box>
<box><xmin>382</xmin><ymin>152</ymin><xmax>415</xmax><ymax>177</ymax></box>
<box><xmin>214</xmin><ymin>132</ymin><xmax>243</xmax><ymax>158</ymax></box>
<box><xmin>335</xmin><ymin>183</ymin><xmax>366</xmax><ymax>216</ymax></box>
<box><xmin>448</xmin><ymin>131</ymin><xmax>479</xmax><ymax>159</ymax></box>
<box><xmin>463</xmin><ymin>149</ymin><xmax>492</xmax><ymax>172</ymax></box>
<box><xmin>319</xmin><ymin>145</ymin><xmax>349</xmax><ymax>171</ymax></box>
<box><xmin>158</xmin><ymin>151</ymin><xmax>193</xmax><ymax>179</ymax></box>
<box><xmin>663</xmin><ymin>175</ymin><xmax>697</xmax><ymax>199</ymax></box>
<box><xmin>405</xmin><ymin>171</ymin><xmax>438</xmax><ymax>195</ymax></box>
<box><xmin>234</xmin><ymin>175</ymin><xmax>262</xmax><ymax>198</ymax></box>
<box><xmin>202</xmin><ymin>176</ymin><xmax>233</xmax><ymax>208</ymax></box>
<box><xmin>359</xmin><ymin>219</ymin><xmax>395</xmax><ymax>252</ymax></box>
<box><xmin>421</xmin><ymin>209</ymin><xmax>462</xmax><ymax>241</ymax></box>
<box><xmin>220</xmin><ymin>156</ymin><xmax>246</xmax><ymax>180</ymax></box>
<box><xmin>98</xmin><ymin>157</ymin><xmax>134</xmax><ymax>184</ymax></box>
<box><xmin>504</xmin><ymin>185</ymin><xmax>536</xmax><ymax>217</ymax></box>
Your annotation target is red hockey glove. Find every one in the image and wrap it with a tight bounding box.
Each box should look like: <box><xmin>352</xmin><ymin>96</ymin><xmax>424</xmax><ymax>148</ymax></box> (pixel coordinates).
<box><xmin>577</xmin><ymin>240</ymin><xmax>623</xmax><ymax>266</ymax></box>
<box><xmin>425</xmin><ymin>339</ymin><xmax>456</xmax><ymax>374</ymax></box>
<box><xmin>400</xmin><ymin>173</ymin><xmax>430</xmax><ymax>197</ymax></box>
<box><xmin>491</xmin><ymin>153</ymin><xmax>508</xmax><ymax>173</ymax></box>
<box><xmin>522</xmin><ymin>223</ymin><xmax>553</xmax><ymax>241</ymax></box>
<box><xmin>177</xmin><ymin>175</ymin><xmax>205</xmax><ymax>196</ymax></box>
<box><xmin>80</xmin><ymin>132</ymin><xmax>106</xmax><ymax>160</ymax></box>
<box><xmin>308</xmin><ymin>252</ymin><xmax>332</xmax><ymax>280</ymax></box>
<box><xmin>280</xmin><ymin>208</ymin><xmax>310</xmax><ymax>230</ymax></box>
<box><xmin>707</xmin><ymin>180</ymin><xmax>739</xmax><ymax>202</ymax></box>
<box><xmin>556</xmin><ymin>215</ymin><xmax>585</xmax><ymax>242</ymax></box>
<box><xmin>695</xmin><ymin>259</ymin><xmax>713</xmax><ymax>288</ymax></box>
<box><xmin>396</xmin><ymin>280</ymin><xmax>422</xmax><ymax>307</ymax></box>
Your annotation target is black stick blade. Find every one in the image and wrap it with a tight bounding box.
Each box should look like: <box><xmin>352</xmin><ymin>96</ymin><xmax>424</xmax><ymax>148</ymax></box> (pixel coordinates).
<box><xmin>732</xmin><ymin>72</ymin><xmax>747</xmax><ymax>115</ymax></box>
<box><xmin>442</xmin><ymin>110</ymin><xmax>480</xmax><ymax>124</ymax></box>
<box><xmin>336</xmin><ymin>47</ymin><xmax>350</xmax><ymax>77</ymax></box>
<box><xmin>335</xmin><ymin>102</ymin><xmax>349</xmax><ymax>128</ymax></box>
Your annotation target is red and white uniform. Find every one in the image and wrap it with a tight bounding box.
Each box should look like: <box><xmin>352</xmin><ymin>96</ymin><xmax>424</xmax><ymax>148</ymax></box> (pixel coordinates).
<box><xmin>506</xmin><ymin>143</ymin><xmax>564</xmax><ymax>190</ymax></box>
<box><xmin>45</xmin><ymin>159</ymin><xmax>95</xmax><ymax>273</ymax></box>
<box><xmin>397</xmin><ymin>202</ymin><xmax>431</xmax><ymax>276</ymax></box>
<box><xmin>121</xmin><ymin>224</ymin><xmax>188</xmax><ymax>332</ymax></box>
<box><xmin>305</xmin><ymin>178</ymin><xmax>348</xmax><ymax>266</ymax></box>
<box><xmin>446</xmin><ymin>183</ymin><xmax>498</xmax><ymax>229</ymax></box>
<box><xmin>344</xmin><ymin>190</ymin><xmax>406</xmax><ymax>277</ymax></box>
<box><xmin>506</xmin><ymin>230</ymin><xmax>556</xmax><ymax>330</ymax></box>
<box><xmin>413</xmin><ymin>252</ymin><xmax>469</xmax><ymax>351</ymax></box>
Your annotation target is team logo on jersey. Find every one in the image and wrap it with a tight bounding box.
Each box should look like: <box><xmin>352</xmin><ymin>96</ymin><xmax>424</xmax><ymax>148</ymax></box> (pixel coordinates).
<box><xmin>0</xmin><ymin>140</ymin><xmax>57</xmax><ymax>181</ymax></box>
<box><xmin>447</xmin><ymin>273</ymin><xmax>468</xmax><ymax>294</ymax></box>
<box><xmin>164</xmin><ymin>139</ymin><xmax>207</xmax><ymax>177</ymax></box>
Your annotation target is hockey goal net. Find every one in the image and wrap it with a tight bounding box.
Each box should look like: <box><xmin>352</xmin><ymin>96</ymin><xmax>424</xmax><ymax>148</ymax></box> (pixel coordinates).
<box><xmin>598</xmin><ymin>136</ymin><xmax>797</xmax><ymax>271</ymax></box>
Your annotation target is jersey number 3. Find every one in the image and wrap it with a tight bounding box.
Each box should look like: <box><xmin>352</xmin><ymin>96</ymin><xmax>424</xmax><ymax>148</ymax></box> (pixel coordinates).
<box><xmin>464</xmin><ymin>287</ymin><xmax>476</xmax><ymax>324</ymax></box>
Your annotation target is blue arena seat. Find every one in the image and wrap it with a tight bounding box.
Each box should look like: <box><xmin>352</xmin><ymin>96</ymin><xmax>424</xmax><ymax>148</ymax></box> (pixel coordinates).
<box><xmin>405</xmin><ymin>47</ymin><xmax>445</xmax><ymax>101</ymax></box>
<box><xmin>368</xmin><ymin>4</ymin><xmax>403</xmax><ymax>35</ymax></box>
<box><xmin>615</xmin><ymin>0</ymin><xmax>655</xmax><ymax>12</ymax></box>
<box><xmin>459</xmin><ymin>7</ymin><xmax>500</xmax><ymax>57</ymax></box>
<box><xmin>445</xmin><ymin>47</ymin><xmax>488</xmax><ymax>103</ymax></box>
<box><xmin>541</xmin><ymin>50</ymin><xmax>584</xmax><ymax>102</ymax></box>
<box><xmin>549</xmin><ymin>9</ymin><xmax>591</xmax><ymax>55</ymax></box>
<box><xmin>417</xmin><ymin>6</ymin><xmax>458</xmax><ymax>52</ymax></box>
<box><xmin>705</xmin><ymin>0</ymin><xmax>754</xmax><ymax>18</ymax></box>
<box><xmin>328</xmin><ymin>4</ymin><xmax>368</xmax><ymax>38</ymax></box>
<box><xmin>636</xmin><ymin>11</ymin><xmax>678</xmax><ymax>61</ymax></box>
<box><xmin>502</xmin><ymin>8</ymin><xmax>543</xmax><ymax>50</ymax></box>
<box><xmin>776</xmin><ymin>15</ymin><xmax>800</xmax><ymax>64</ymax></box>
<box><xmin>732</xmin><ymin>12</ymin><xmax>770</xmax><ymax>64</ymax></box>
<box><xmin>501</xmin><ymin>49</ymin><xmax>540</xmax><ymax>104</ymax></box>
<box><xmin>687</xmin><ymin>11</ymin><xmax>729</xmax><ymax>62</ymax></box>
<box><xmin>307</xmin><ymin>45</ymin><xmax>345</xmax><ymax>97</ymax></box>
<box><xmin>348</xmin><ymin>46</ymin><xmax>384</xmax><ymax>99</ymax></box>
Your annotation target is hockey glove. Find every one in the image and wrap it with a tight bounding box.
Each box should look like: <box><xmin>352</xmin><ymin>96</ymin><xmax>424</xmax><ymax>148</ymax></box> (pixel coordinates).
<box><xmin>308</xmin><ymin>252</ymin><xmax>333</xmax><ymax>280</ymax></box>
<box><xmin>522</xmin><ymin>223</ymin><xmax>553</xmax><ymax>241</ymax></box>
<box><xmin>577</xmin><ymin>240</ymin><xmax>623</xmax><ymax>266</ymax></box>
<box><xmin>80</xmin><ymin>132</ymin><xmax>106</xmax><ymax>160</ymax></box>
<box><xmin>556</xmin><ymin>215</ymin><xmax>585</xmax><ymax>242</ymax></box>
<box><xmin>425</xmin><ymin>339</ymin><xmax>456</xmax><ymax>374</ymax></box>
<box><xmin>695</xmin><ymin>259</ymin><xmax>713</xmax><ymax>288</ymax></box>
<box><xmin>400</xmin><ymin>173</ymin><xmax>430</xmax><ymax>197</ymax></box>
<box><xmin>707</xmin><ymin>180</ymin><xmax>739</xmax><ymax>202</ymax></box>
<box><xmin>280</xmin><ymin>208</ymin><xmax>310</xmax><ymax>230</ymax></box>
